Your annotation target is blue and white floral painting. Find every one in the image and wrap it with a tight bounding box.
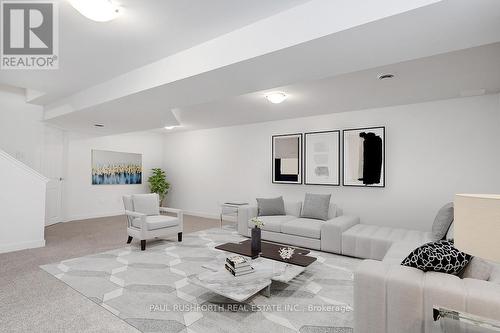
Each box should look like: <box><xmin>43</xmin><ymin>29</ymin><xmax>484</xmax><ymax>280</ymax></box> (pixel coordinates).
<box><xmin>91</xmin><ymin>150</ymin><xmax>142</xmax><ymax>185</ymax></box>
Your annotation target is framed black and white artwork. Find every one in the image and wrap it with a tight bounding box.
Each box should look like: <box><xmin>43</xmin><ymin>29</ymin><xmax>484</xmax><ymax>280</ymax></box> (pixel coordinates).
<box><xmin>304</xmin><ymin>130</ymin><xmax>340</xmax><ymax>186</ymax></box>
<box><xmin>343</xmin><ymin>127</ymin><xmax>385</xmax><ymax>187</ymax></box>
<box><xmin>272</xmin><ymin>133</ymin><xmax>302</xmax><ymax>184</ymax></box>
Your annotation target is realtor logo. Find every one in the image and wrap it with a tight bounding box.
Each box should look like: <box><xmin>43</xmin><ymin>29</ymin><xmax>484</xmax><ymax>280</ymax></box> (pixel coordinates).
<box><xmin>1</xmin><ymin>0</ymin><xmax>58</xmax><ymax>69</ymax></box>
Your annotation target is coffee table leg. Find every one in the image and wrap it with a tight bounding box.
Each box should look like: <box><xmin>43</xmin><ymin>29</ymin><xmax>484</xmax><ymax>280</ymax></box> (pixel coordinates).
<box><xmin>261</xmin><ymin>285</ymin><xmax>271</xmax><ymax>297</ymax></box>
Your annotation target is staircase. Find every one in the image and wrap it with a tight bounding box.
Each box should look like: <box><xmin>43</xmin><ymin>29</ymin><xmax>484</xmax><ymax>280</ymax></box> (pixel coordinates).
<box><xmin>0</xmin><ymin>149</ymin><xmax>48</xmax><ymax>253</ymax></box>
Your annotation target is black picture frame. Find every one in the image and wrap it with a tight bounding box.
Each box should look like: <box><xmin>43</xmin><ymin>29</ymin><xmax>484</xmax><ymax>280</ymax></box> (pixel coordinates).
<box><xmin>304</xmin><ymin>130</ymin><xmax>340</xmax><ymax>186</ymax></box>
<box><xmin>342</xmin><ymin>126</ymin><xmax>385</xmax><ymax>188</ymax></box>
<box><xmin>272</xmin><ymin>133</ymin><xmax>303</xmax><ymax>184</ymax></box>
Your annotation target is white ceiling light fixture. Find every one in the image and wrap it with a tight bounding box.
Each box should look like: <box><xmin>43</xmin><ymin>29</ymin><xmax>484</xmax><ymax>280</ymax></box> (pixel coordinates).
<box><xmin>265</xmin><ymin>92</ymin><xmax>288</xmax><ymax>104</ymax></box>
<box><xmin>69</xmin><ymin>0</ymin><xmax>122</xmax><ymax>22</ymax></box>
<box><xmin>164</xmin><ymin>125</ymin><xmax>180</xmax><ymax>130</ymax></box>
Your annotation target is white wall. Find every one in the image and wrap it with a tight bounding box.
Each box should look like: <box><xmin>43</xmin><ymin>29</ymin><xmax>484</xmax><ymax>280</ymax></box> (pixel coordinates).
<box><xmin>0</xmin><ymin>150</ymin><xmax>47</xmax><ymax>253</ymax></box>
<box><xmin>163</xmin><ymin>94</ymin><xmax>500</xmax><ymax>231</ymax></box>
<box><xmin>63</xmin><ymin>132</ymin><xmax>165</xmax><ymax>221</ymax></box>
<box><xmin>0</xmin><ymin>87</ymin><xmax>45</xmax><ymax>171</ymax></box>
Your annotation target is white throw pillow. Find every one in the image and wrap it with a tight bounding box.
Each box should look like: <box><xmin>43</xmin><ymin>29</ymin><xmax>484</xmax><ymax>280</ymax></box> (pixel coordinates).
<box><xmin>446</xmin><ymin>222</ymin><xmax>454</xmax><ymax>240</ymax></box>
<box><xmin>132</xmin><ymin>194</ymin><xmax>160</xmax><ymax>216</ymax></box>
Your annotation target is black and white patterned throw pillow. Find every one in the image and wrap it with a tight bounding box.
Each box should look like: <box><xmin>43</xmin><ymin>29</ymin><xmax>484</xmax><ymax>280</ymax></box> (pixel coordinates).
<box><xmin>401</xmin><ymin>240</ymin><xmax>472</xmax><ymax>275</ymax></box>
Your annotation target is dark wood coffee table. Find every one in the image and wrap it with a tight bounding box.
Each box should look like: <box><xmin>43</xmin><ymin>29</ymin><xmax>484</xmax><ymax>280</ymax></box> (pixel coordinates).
<box><xmin>215</xmin><ymin>239</ymin><xmax>317</xmax><ymax>267</ymax></box>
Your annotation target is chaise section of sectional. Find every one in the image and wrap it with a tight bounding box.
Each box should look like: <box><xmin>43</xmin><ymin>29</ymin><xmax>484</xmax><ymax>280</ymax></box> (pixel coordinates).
<box><xmin>354</xmin><ymin>259</ymin><xmax>500</xmax><ymax>333</ymax></box>
<box><xmin>320</xmin><ymin>215</ymin><xmax>360</xmax><ymax>253</ymax></box>
<box><xmin>342</xmin><ymin>224</ymin><xmax>433</xmax><ymax>260</ymax></box>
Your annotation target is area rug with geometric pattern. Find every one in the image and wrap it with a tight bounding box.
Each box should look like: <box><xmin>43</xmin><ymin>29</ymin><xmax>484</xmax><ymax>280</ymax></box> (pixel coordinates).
<box><xmin>40</xmin><ymin>226</ymin><xmax>360</xmax><ymax>333</ymax></box>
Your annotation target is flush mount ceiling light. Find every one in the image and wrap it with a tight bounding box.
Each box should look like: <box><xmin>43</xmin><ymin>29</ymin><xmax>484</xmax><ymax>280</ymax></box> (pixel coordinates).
<box><xmin>378</xmin><ymin>73</ymin><xmax>395</xmax><ymax>80</ymax></box>
<box><xmin>164</xmin><ymin>126</ymin><xmax>180</xmax><ymax>130</ymax></box>
<box><xmin>69</xmin><ymin>0</ymin><xmax>121</xmax><ymax>22</ymax></box>
<box><xmin>265</xmin><ymin>92</ymin><xmax>288</xmax><ymax>104</ymax></box>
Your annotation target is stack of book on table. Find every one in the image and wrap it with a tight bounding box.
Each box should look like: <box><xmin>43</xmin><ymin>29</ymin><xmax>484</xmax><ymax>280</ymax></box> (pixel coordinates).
<box><xmin>225</xmin><ymin>255</ymin><xmax>254</xmax><ymax>277</ymax></box>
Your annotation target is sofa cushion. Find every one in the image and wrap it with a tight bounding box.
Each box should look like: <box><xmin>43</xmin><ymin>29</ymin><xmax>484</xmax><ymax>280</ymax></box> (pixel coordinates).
<box><xmin>284</xmin><ymin>201</ymin><xmax>302</xmax><ymax>217</ymax></box>
<box><xmin>401</xmin><ymin>240</ymin><xmax>472</xmax><ymax>275</ymax></box>
<box><xmin>281</xmin><ymin>218</ymin><xmax>324</xmax><ymax>239</ymax></box>
<box><xmin>247</xmin><ymin>215</ymin><xmax>295</xmax><ymax>233</ymax></box>
<box><xmin>343</xmin><ymin>224</ymin><xmax>433</xmax><ymax>260</ymax></box>
<box><xmin>489</xmin><ymin>262</ymin><xmax>500</xmax><ymax>284</ymax></box>
<box><xmin>446</xmin><ymin>222</ymin><xmax>454</xmax><ymax>240</ymax></box>
<box><xmin>257</xmin><ymin>196</ymin><xmax>285</xmax><ymax>216</ymax></box>
<box><xmin>382</xmin><ymin>240</ymin><xmax>427</xmax><ymax>265</ymax></box>
<box><xmin>132</xmin><ymin>194</ymin><xmax>160</xmax><ymax>216</ymax></box>
<box><xmin>431</xmin><ymin>202</ymin><xmax>454</xmax><ymax>240</ymax></box>
<box><xmin>301</xmin><ymin>193</ymin><xmax>331</xmax><ymax>221</ymax></box>
<box><xmin>132</xmin><ymin>215</ymin><xmax>179</xmax><ymax>230</ymax></box>
<box><xmin>461</xmin><ymin>257</ymin><xmax>492</xmax><ymax>281</ymax></box>
<box><xmin>327</xmin><ymin>203</ymin><xmax>338</xmax><ymax>219</ymax></box>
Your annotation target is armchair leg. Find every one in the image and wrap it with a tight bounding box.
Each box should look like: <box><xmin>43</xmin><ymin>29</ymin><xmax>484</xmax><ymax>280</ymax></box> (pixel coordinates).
<box><xmin>141</xmin><ymin>240</ymin><xmax>146</xmax><ymax>251</ymax></box>
<box><xmin>127</xmin><ymin>236</ymin><xmax>133</xmax><ymax>244</ymax></box>
<box><xmin>178</xmin><ymin>232</ymin><xmax>182</xmax><ymax>242</ymax></box>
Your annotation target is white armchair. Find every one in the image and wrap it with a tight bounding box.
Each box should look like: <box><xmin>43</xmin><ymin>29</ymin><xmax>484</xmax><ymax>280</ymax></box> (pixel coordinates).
<box><xmin>123</xmin><ymin>193</ymin><xmax>183</xmax><ymax>251</ymax></box>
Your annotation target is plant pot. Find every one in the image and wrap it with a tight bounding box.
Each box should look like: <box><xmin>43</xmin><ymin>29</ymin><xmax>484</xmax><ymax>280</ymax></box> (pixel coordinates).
<box><xmin>251</xmin><ymin>227</ymin><xmax>261</xmax><ymax>254</ymax></box>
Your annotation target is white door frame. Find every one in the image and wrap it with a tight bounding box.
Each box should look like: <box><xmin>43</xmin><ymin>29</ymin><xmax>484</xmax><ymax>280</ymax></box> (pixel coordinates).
<box><xmin>42</xmin><ymin>125</ymin><xmax>67</xmax><ymax>226</ymax></box>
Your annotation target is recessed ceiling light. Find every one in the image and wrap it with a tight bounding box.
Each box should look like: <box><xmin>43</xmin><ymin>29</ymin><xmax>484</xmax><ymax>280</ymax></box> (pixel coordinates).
<box><xmin>265</xmin><ymin>92</ymin><xmax>288</xmax><ymax>104</ymax></box>
<box><xmin>94</xmin><ymin>123</ymin><xmax>104</xmax><ymax>127</ymax></box>
<box><xmin>378</xmin><ymin>73</ymin><xmax>395</xmax><ymax>80</ymax></box>
<box><xmin>69</xmin><ymin>0</ymin><xmax>122</xmax><ymax>22</ymax></box>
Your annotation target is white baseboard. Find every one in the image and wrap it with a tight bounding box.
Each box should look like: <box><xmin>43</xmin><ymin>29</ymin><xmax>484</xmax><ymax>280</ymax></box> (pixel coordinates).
<box><xmin>183</xmin><ymin>210</ymin><xmax>220</xmax><ymax>220</ymax></box>
<box><xmin>63</xmin><ymin>210</ymin><xmax>220</xmax><ymax>223</ymax></box>
<box><xmin>62</xmin><ymin>211</ymin><xmax>124</xmax><ymax>223</ymax></box>
<box><xmin>0</xmin><ymin>239</ymin><xmax>45</xmax><ymax>254</ymax></box>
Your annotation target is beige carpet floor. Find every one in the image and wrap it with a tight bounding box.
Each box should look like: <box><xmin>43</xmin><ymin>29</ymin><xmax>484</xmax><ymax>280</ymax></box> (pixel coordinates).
<box><xmin>0</xmin><ymin>214</ymin><xmax>230</xmax><ymax>332</ymax></box>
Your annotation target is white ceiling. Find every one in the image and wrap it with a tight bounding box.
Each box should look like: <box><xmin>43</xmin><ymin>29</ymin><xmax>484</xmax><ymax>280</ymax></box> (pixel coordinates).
<box><xmin>0</xmin><ymin>0</ymin><xmax>309</xmax><ymax>104</ymax></box>
<box><xmin>170</xmin><ymin>43</ymin><xmax>500</xmax><ymax>131</ymax></box>
<box><xmin>44</xmin><ymin>0</ymin><xmax>500</xmax><ymax>135</ymax></box>
<box><xmin>2</xmin><ymin>0</ymin><xmax>500</xmax><ymax>136</ymax></box>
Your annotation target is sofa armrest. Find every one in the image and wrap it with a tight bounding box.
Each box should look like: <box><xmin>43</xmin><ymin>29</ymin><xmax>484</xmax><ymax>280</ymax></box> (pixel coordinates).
<box><xmin>124</xmin><ymin>210</ymin><xmax>147</xmax><ymax>231</ymax></box>
<box><xmin>355</xmin><ymin>260</ymin><xmax>426</xmax><ymax>333</ymax></box>
<box><xmin>159</xmin><ymin>207</ymin><xmax>182</xmax><ymax>215</ymax></box>
<box><xmin>354</xmin><ymin>260</ymin><xmax>392</xmax><ymax>333</ymax></box>
<box><xmin>320</xmin><ymin>215</ymin><xmax>359</xmax><ymax>253</ymax></box>
<box><xmin>354</xmin><ymin>260</ymin><xmax>500</xmax><ymax>333</ymax></box>
<box><xmin>237</xmin><ymin>206</ymin><xmax>257</xmax><ymax>236</ymax></box>
<box><xmin>160</xmin><ymin>207</ymin><xmax>183</xmax><ymax>231</ymax></box>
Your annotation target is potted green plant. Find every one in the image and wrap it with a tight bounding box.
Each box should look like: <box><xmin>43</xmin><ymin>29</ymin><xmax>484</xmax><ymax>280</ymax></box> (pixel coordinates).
<box><xmin>148</xmin><ymin>168</ymin><xmax>170</xmax><ymax>205</ymax></box>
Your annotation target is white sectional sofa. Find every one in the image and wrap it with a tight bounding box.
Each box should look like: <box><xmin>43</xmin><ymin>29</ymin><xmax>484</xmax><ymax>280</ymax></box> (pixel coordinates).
<box><xmin>342</xmin><ymin>224</ymin><xmax>433</xmax><ymax>260</ymax></box>
<box><xmin>237</xmin><ymin>200</ymin><xmax>433</xmax><ymax>260</ymax></box>
<box><xmin>355</xmin><ymin>246</ymin><xmax>500</xmax><ymax>333</ymax></box>
<box><xmin>237</xmin><ymin>201</ymin><xmax>360</xmax><ymax>252</ymax></box>
<box><xmin>238</xmin><ymin>199</ymin><xmax>500</xmax><ymax>332</ymax></box>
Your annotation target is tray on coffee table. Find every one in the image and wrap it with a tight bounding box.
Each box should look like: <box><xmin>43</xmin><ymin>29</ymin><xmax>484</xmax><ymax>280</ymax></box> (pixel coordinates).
<box><xmin>215</xmin><ymin>239</ymin><xmax>316</xmax><ymax>267</ymax></box>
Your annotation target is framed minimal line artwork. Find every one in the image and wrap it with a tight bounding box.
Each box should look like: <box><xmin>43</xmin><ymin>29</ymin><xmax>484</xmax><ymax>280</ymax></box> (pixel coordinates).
<box><xmin>343</xmin><ymin>127</ymin><xmax>385</xmax><ymax>187</ymax></box>
<box><xmin>272</xmin><ymin>133</ymin><xmax>302</xmax><ymax>184</ymax></box>
<box><xmin>91</xmin><ymin>149</ymin><xmax>142</xmax><ymax>185</ymax></box>
<box><xmin>304</xmin><ymin>130</ymin><xmax>340</xmax><ymax>186</ymax></box>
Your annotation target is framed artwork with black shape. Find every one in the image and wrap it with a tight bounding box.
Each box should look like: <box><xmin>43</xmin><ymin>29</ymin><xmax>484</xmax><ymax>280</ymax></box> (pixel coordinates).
<box><xmin>272</xmin><ymin>133</ymin><xmax>302</xmax><ymax>184</ymax></box>
<box><xmin>343</xmin><ymin>127</ymin><xmax>385</xmax><ymax>187</ymax></box>
<box><xmin>304</xmin><ymin>130</ymin><xmax>340</xmax><ymax>186</ymax></box>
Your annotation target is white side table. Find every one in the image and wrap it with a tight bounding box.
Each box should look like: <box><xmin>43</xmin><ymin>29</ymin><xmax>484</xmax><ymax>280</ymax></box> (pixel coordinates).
<box><xmin>220</xmin><ymin>202</ymin><xmax>248</xmax><ymax>228</ymax></box>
